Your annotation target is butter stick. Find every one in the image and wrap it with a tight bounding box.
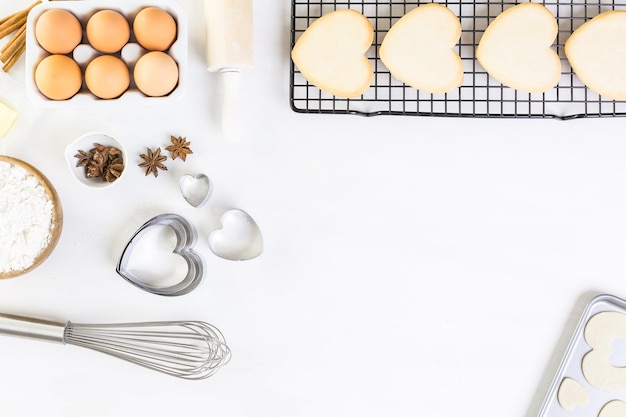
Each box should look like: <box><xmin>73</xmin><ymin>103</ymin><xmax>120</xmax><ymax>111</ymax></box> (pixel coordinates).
<box><xmin>0</xmin><ymin>100</ymin><xmax>16</xmax><ymax>136</ymax></box>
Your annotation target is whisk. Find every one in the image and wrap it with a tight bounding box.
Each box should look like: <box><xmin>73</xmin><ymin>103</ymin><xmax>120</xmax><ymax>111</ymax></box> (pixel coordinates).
<box><xmin>0</xmin><ymin>313</ymin><xmax>231</xmax><ymax>379</ymax></box>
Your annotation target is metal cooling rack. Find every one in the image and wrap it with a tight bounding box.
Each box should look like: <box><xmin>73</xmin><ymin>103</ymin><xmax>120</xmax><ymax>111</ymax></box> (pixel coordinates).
<box><xmin>290</xmin><ymin>0</ymin><xmax>626</xmax><ymax>119</ymax></box>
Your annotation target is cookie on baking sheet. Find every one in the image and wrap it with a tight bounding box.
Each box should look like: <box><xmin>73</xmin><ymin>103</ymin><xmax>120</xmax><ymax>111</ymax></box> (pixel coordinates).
<box><xmin>565</xmin><ymin>10</ymin><xmax>626</xmax><ymax>100</ymax></box>
<box><xmin>379</xmin><ymin>3</ymin><xmax>463</xmax><ymax>94</ymax></box>
<box><xmin>291</xmin><ymin>9</ymin><xmax>374</xmax><ymax>99</ymax></box>
<box><xmin>476</xmin><ymin>2</ymin><xmax>561</xmax><ymax>93</ymax></box>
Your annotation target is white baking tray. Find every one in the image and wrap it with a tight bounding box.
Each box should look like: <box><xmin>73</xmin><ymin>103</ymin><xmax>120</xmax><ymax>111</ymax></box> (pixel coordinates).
<box><xmin>538</xmin><ymin>294</ymin><xmax>626</xmax><ymax>417</ymax></box>
<box><xmin>25</xmin><ymin>0</ymin><xmax>188</xmax><ymax>107</ymax></box>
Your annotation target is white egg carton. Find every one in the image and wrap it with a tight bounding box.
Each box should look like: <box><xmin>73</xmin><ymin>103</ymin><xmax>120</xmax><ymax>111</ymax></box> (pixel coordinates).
<box><xmin>25</xmin><ymin>0</ymin><xmax>188</xmax><ymax>107</ymax></box>
<box><xmin>537</xmin><ymin>294</ymin><xmax>626</xmax><ymax>417</ymax></box>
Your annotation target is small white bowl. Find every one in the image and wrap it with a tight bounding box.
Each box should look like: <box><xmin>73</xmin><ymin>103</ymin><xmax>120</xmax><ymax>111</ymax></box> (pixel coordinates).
<box><xmin>64</xmin><ymin>132</ymin><xmax>127</xmax><ymax>188</ymax></box>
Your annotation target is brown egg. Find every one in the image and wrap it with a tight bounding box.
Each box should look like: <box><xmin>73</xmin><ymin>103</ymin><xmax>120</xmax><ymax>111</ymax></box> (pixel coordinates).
<box><xmin>133</xmin><ymin>7</ymin><xmax>177</xmax><ymax>51</ymax></box>
<box><xmin>35</xmin><ymin>9</ymin><xmax>82</xmax><ymax>54</ymax></box>
<box><xmin>134</xmin><ymin>52</ymin><xmax>179</xmax><ymax>97</ymax></box>
<box><xmin>86</xmin><ymin>10</ymin><xmax>130</xmax><ymax>53</ymax></box>
<box><xmin>34</xmin><ymin>55</ymin><xmax>82</xmax><ymax>100</ymax></box>
<box><xmin>85</xmin><ymin>55</ymin><xmax>130</xmax><ymax>99</ymax></box>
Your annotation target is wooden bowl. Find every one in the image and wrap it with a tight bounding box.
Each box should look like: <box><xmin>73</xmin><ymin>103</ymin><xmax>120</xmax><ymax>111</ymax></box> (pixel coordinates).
<box><xmin>0</xmin><ymin>156</ymin><xmax>63</xmax><ymax>279</ymax></box>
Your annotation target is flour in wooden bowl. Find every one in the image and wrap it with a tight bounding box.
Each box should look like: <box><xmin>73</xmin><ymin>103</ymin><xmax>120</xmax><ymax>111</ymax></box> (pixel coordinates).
<box><xmin>0</xmin><ymin>156</ymin><xmax>62</xmax><ymax>277</ymax></box>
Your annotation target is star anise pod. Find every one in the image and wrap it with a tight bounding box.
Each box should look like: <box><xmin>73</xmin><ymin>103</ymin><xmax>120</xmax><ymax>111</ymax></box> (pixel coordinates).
<box><xmin>74</xmin><ymin>150</ymin><xmax>91</xmax><ymax>167</ymax></box>
<box><xmin>165</xmin><ymin>136</ymin><xmax>193</xmax><ymax>161</ymax></box>
<box><xmin>74</xmin><ymin>143</ymin><xmax>124</xmax><ymax>182</ymax></box>
<box><xmin>91</xmin><ymin>143</ymin><xmax>110</xmax><ymax>165</ymax></box>
<box><xmin>86</xmin><ymin>160</ymin><xmax>103</xmax><ymax>178</ymax></box>
<box><xmin>107</xmin><ymin>146</ymin><xmax>122</xmax><ymax>158</ymax></box>
<box><xmin>138</xmin><ymin>147</ymin><xmax>168</xmax><ymax>177</ymax></box>
<box><xmin>93</xmin><ymin>143</ymin><xmax>107</xmax><ymax>152</ymax></box>
<box><xmin>104</xmin><ymin>157</ymin><xmax>124</xmax><ymax>182</ymax></box>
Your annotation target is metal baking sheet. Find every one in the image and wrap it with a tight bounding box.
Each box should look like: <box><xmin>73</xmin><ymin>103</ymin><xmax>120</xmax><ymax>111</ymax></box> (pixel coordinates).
<box><xmin>290</xmin><ymin>0</ymin><xmax>626</xmax><ymax>119</ymax></box>
<box><xmin>538</xmin><ymin>294</ymin><xmax>626</xmax><ymax>417</ymax></box>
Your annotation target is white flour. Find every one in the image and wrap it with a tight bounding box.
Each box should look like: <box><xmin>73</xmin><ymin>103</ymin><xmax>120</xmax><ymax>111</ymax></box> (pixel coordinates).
<box><xmin>0</xmin><ymin>161</ymin><xmax>53</xmax><ymax>273</ymax></box>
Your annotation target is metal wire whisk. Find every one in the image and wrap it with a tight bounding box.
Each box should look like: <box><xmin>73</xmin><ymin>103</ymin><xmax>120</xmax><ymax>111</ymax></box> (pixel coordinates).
<box><xmin>0</xmin><ymin>313</ymin><xmax>231</xmax><ymax>379</ymax></box>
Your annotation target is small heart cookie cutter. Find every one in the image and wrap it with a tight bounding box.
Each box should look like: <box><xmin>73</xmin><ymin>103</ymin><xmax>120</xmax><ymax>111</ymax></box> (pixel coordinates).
<box><xmin>116</xmin><ymin>213</ymin><xmax>204</xmax><ymax>296</ymax></box>
<box><xmin>179</xmin><ymin>173</ymin><xmax>213</xmax><ymax>208</ymax></box>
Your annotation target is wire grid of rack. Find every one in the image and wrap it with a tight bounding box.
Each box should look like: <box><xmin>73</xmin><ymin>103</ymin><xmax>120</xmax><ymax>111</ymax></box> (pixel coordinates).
<box><xmin>290</xmin><ymin>0</ymin><xmax>626</xmax><ymax>119</ymax></box>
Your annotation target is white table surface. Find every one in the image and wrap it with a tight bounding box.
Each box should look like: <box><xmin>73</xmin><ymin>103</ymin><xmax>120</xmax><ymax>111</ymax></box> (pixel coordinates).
<box><xmin>1</xmin><ymin>1</ymin><xmax>626</xmax><ymax>416</ymax></box>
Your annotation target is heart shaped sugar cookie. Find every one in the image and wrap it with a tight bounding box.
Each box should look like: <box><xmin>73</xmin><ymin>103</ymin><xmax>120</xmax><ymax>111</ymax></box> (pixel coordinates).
<box><xmin>557</xmin><ymin>377</ymin><xmax>589</xmax><ymax>411</ymax></box>
<box><xmin>582</xmin><ymin>311</ymin><xmax>626</xmax><ymax>391</ymax></box>
<box><xmin>476</xmin><ymin>3</ymin><xmax>561</xmax><ymax>93</ymax></box>
<box><xmin>291</xmin><ymin>9</ymin><xmax>374</xmax><ymax>98</ymax></box>
<box><xmin>380</xmin><ymin>3</ymin><xmax>463</xmax><ymax>94</ymax></box>
<box><xmin>565</xmin><ymin>11</ymin><xmax>626</xmax><ymax>100</ymax></box>
<box><xmin>599</xmin><ymin>401</ymin><xmax>626</xmax><ymax>417</ymax></box>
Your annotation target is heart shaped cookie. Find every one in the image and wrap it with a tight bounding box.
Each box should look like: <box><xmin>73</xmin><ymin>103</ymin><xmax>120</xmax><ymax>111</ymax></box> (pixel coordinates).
<box><xmin>180</xmin><ymin>174</ymin><xmax>213</xmax><ymax>208</ymax></box>
<box><xmin>565</xmin><ymin>11</ymin><xmax>626</xmax><ymax>100</ymax></box>
<box><xmin>582</xmin><ymin>311</ymin><xmax>626</xmax><ymax>391</ymax></box>
<box><xmin>116</xmin><ymin>213</ymin><xmax>203</xmax><ymax>296</ymax></box>
<box><xmin>557</xmin><ymin>377</ymin><xmax>589</xmax><ymax>411</ymax></box>
<box><xmin>599</xmin><ymin>401</ymin><xmax>626</xmax><ymax>417</ymax></box>
<box><xmin>208</xmin><ymin>209</ymin><xmax>263</xmax><ymax>261</ymax></box>
<box><xmin>291</xmin><ymin>9</ymin><xmax>374</xmax><ymax>98</ymax></box>
<box><xmin>476</xmin><ymin>3</ymin><xmax>561</xmax><ymax>93</ymax></box>
<box><xmin>380</xmin><ymin>3</ymin><xmax>463</xmax><ymax>94</ymax></box>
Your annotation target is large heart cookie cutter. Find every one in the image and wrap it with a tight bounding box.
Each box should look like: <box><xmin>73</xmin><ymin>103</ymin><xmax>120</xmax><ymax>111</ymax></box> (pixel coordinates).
<box><xmin>116</xmin><ymin>213</ymin><xmax>204</xmax><ymax>296</ymax></box>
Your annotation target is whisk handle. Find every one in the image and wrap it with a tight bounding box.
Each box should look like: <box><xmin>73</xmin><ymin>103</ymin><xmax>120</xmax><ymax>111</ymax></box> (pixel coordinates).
<box><xmin>0</xmin><ymin>313</ymin><xmax>66</xmax><ymax>343</ymax></box>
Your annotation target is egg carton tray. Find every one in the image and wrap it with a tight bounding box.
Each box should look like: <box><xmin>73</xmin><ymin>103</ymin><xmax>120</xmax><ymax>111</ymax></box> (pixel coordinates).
<box><xmin>289</xmin><ymin>0</ymin><xmax>626</xmax><ymax>119</ymax></box>
<box><xmin>25</xmin><ymin>0</ymin><xmax>187</xmax><ymax>108</ymax></box>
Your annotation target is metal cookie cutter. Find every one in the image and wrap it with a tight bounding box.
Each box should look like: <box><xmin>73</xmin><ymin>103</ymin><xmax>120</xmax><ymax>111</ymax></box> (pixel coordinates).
<box><xmin>116</xmin><ymin>213</ymin><xmax>204</xmax><ymax>296</ymax></box>
<box><xmin>179</xmin><ymin>173</ymin><xmax>213</xmax><ymax>208</ymax></box>
<box><xmin>208</xmin><ymin>209</ymin><xmax>263</xmax><ymax>261</ymax></box>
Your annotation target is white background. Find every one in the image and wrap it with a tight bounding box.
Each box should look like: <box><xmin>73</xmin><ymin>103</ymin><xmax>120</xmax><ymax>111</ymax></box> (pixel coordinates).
<box><xmin>1</xmin><ymin>1</ymin><xmax>626</xmax><ymax>416</ymax></box>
